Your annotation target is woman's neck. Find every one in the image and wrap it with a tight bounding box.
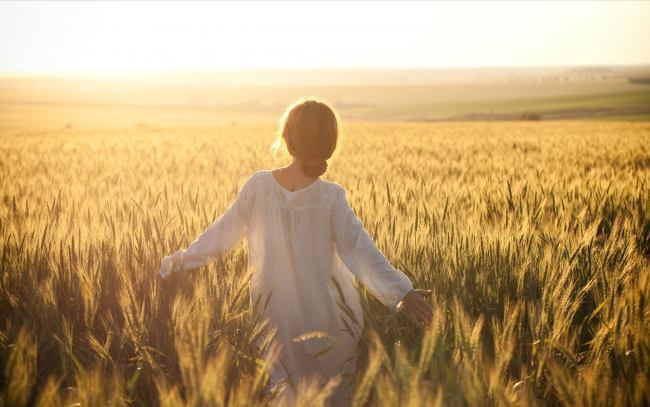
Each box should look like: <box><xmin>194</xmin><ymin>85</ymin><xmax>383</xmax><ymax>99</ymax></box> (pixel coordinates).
<box><xmin>272</xmin><ymin>158</ymin><xmax>319</xmax><ymax>192</ymax></box>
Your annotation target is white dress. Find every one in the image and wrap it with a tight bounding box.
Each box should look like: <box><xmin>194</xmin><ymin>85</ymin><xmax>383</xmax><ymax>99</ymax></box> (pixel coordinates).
<box><xmin>159</xmin><ymin>170</ymin><xmax>413</xmax><ymax>405</ymax></box>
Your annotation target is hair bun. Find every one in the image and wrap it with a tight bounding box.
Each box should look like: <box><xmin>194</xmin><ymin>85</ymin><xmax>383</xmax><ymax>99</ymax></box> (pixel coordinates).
<box><xmin>303</xmin><ymin>157</ymin><xmax>328</xmax><ymax>177</ymax></box>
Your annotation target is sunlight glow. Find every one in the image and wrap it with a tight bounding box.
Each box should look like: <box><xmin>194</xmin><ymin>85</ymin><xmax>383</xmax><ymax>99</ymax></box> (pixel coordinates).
<box><xmin>0</xmin><ymin>1</ymin><xmax>648</xmax><ymax>72</ymax></box>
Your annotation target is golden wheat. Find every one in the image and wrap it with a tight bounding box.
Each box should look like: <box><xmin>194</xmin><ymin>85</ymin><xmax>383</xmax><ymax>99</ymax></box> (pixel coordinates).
<box><xmin>0</xmin><ymin>121</ymin><xmax>649</xmax><ymax>406</ymax></box>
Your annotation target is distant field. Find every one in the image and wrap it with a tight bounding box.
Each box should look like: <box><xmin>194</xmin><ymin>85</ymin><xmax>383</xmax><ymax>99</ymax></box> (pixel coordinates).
<box><xmin>396</xmin><ymin>90</ymin><xmax>650</xmax><ymax>121</ymax></box>
<box><xmin>1</xmin><ymin>88</ymin><xmax>649</xmax><ymax>130</ymax></box>
<box><xmin>0</xmin><ymin>102</ymin><xmax>278</xmax><ymax>130</ymax></box>
<box><xmin>1</xmin><ymin>67</ymin><xmax>649</xmax><ymax>129</ymax></box>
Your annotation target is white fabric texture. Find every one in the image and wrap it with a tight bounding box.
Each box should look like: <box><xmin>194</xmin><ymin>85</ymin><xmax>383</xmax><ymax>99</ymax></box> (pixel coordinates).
<box><xmin>159</xmin><ymin>170</ymin><xmax>414</xmax><ymax>405</ymax></box>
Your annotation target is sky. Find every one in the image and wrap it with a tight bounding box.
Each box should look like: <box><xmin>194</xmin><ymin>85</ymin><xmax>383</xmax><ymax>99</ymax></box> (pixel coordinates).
<box><xmin>0</xmin><ymin>1</ymin><xmax>648</xmax><ymax>73</ymax></box>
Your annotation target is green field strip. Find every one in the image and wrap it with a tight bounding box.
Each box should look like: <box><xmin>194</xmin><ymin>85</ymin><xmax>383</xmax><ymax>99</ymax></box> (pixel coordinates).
<box><xmin>387</xmin><ymin>90</ymin><xmax>650</xmax><ymax>120</ymax></box>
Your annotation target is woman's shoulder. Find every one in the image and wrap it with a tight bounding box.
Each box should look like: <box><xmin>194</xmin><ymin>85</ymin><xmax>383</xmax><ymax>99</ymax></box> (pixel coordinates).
<box><xmin>318</xmin><ymin>178</ymin><xmax>347</xmax><ymax>198</ymax></box>
<box><xmin>243</xmin><ymin>170</ymin><xmax>271</xmax><ymax>186</ymax></box>
<box><xmin>237</xmin><ymin>170</ymin><xmax>269</xmax><ymax>196</ymax></box>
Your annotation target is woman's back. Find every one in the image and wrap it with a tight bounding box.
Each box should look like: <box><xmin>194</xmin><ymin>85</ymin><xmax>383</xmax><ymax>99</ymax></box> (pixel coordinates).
<box><xmin>236</xmin><ymin>170</ymin><xmax>413</xmax><ymax>405</ymax></box>
<box><xmin>245</xmin><ymin>170</ymin><xmax>361</xmax><ymax>401</ymax></box>
<box><xmin>246</xmin><ymin>169</ymin><xmax>360</xmax><ymax>341</ymax></box>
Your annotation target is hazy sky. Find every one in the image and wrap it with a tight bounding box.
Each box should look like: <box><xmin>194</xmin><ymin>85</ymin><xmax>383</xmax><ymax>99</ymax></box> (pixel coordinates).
<box><xmin>0</xmin><ymin>1</ymin><xmax>648</xmax><ymax>72</ymax></box>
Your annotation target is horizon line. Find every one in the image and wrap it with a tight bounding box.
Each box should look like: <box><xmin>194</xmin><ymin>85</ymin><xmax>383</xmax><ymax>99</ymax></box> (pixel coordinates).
<box><xmin>1</xmin><ymin>64</ymin><xmax>650</xmax><ymax>76</ymax></box>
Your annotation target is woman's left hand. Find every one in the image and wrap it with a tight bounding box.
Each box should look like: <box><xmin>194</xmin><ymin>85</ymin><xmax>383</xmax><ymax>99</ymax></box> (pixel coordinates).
<box><xmin>402</xmin><ymin>289</ymin><xmax>434</xmax><ymax>326</ymax></box>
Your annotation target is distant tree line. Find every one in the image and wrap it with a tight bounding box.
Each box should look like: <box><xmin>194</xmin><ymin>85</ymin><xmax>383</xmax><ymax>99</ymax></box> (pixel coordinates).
<box><xmin>519</xmin><ymin>112</ymin><xmax>542</xmax><ymax>121</ymax></box>
<box><xmin>629</xmin><ymin>77</ymin><xmax>650</xmax><ymax>85</ymax></box>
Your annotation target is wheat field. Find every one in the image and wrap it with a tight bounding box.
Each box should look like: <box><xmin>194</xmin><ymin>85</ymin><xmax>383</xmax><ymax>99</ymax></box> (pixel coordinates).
<box><xmin>1</xmin><ymin>121</ymin><xmax>649</xmax><ymax>406</ymax></box>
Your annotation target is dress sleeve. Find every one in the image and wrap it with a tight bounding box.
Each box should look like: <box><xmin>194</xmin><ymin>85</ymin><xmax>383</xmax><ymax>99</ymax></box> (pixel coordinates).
<box><xmin>331</xmin><ymin>188</ymin><xmax>413</xmax><ymax>310</ymax></box>
<box><xmin>159</xmin><ymin>176</ymin><xmax>253</xmax><ymax>279</ymax></box>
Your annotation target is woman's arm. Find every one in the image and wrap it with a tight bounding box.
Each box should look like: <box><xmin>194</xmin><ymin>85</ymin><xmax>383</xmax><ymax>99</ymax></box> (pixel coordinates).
<box><xmin>331</xmin><ymin>187</ymin><xmax>432</xmax><ymax>324</ymax></box>
<box><xmin>159</xmin><ymin>177</ymin><xmax>253</xmax><ymax>279</ymax></box>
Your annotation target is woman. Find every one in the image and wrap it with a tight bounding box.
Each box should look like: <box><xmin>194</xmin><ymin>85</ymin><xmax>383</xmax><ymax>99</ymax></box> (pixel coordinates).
<box><xmin>155</xmin><ymin>97</ymin><xmax>433</xmax><ymax>406</ymax></box>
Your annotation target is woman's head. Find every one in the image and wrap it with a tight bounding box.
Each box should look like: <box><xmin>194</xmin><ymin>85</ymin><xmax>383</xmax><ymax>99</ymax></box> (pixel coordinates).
<box><xmin>273</xmin><ymin>97</ymin><xmax>340</xmax><ymax>177</ymax></box>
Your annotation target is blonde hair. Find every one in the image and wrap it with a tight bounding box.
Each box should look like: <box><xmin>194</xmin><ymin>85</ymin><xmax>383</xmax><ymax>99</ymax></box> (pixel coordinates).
<box><xmin>271</xmin><ymin>97</ymin><xmax>341</xmax><ymax>177</ymax></box>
